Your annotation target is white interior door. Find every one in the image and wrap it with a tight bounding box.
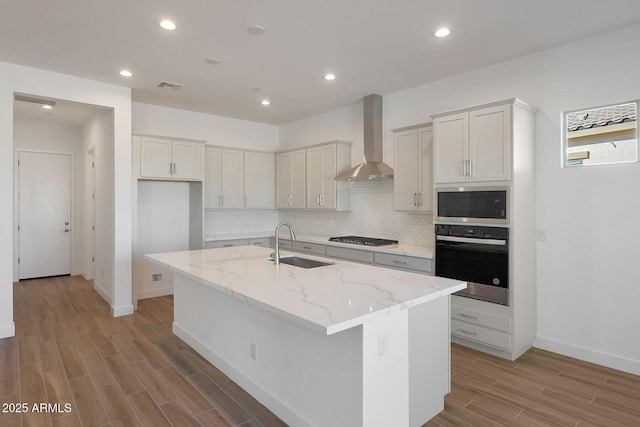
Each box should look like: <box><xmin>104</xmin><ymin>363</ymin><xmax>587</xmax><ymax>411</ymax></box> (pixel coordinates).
<box><xmin>18</xmin><ymin>151</ymin><xmax>72</xmax><ymax>279</ymax></box>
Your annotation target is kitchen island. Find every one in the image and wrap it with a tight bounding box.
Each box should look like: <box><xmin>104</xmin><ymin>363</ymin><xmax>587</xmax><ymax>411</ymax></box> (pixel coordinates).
<box><xmin>146</xmin><ymin>246</ymin><xmax>465</xmax><ymax>427</ymax></box>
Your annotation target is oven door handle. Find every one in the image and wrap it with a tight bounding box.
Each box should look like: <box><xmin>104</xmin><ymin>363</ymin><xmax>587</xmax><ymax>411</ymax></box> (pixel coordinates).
<box><xmin>436</xmin><ymin>235</ymin><xmax>507</xmax><ymax>246</ymax></box>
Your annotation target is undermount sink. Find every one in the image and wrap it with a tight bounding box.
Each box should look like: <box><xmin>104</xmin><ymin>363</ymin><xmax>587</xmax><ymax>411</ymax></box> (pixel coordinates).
<box><xmin>275</xmin><ymin>256</ymin><xmax>333</xmax><ymax>269</ymax></box>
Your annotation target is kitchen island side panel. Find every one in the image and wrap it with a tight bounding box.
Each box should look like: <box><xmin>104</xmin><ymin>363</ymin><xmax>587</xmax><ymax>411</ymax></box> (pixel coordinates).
<box><xmin>172</xmin><ymin>273</ymin><xmax>364</xmax><ymax>427</ymax></box>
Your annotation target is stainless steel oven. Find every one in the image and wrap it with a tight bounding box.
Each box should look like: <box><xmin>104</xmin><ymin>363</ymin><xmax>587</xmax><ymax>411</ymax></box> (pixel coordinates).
<box><xmin>435</xmin><ymin>186</ymin><xmax>508</xmax><ymax>224</ymax></box>
<box><xmin>435</xmin><ymin>224</ymin><xmax>509</xmax><ymax>305</ymax></box>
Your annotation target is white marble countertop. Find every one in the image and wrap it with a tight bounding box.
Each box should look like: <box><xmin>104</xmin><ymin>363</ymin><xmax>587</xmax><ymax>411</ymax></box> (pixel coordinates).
<box><xmin>146</xmin><ymin>246</ymin><xmax>464</xmax><ymax>335</ymax></box>
<box><xmin>205</xmin><ymin>232</ymin><xmax>434</xmax><ymax>259</ymax></box>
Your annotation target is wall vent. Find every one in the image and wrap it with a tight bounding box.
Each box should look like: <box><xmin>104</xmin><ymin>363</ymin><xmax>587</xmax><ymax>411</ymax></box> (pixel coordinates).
<box><xmin>157</xmin><ymin>81</ymin><xmax>183</xmax><ymax>90</ymax></box>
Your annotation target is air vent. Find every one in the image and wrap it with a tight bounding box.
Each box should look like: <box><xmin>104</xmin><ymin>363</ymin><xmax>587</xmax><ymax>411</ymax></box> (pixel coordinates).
<box><xmin>157</xmin><ymin>81</ymin><xmax>183</xmax><ymax>90</ymax></box>
<box><xmin>14</xmin><ymin>94</ymin><xmax>57</xmax><ymax>108</ymax></box>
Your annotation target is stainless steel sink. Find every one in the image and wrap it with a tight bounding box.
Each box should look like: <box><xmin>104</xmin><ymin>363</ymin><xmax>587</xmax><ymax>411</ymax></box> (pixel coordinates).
<box><xmin>276</xmin><ymin>256</ymin><xmax>333</xmax><ymax>269</ymax></box>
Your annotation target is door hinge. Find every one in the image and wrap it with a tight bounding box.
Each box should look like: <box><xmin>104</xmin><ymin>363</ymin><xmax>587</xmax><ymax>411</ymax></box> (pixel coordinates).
<box><xmin>17</xmin><ymin>160</ymin><xmax>20</xmax><ymax>166</ymax></box>
<box><xmin>92</xmin><ymin>193</ymin><xmax>95</xmax><ymax>199</ymax></box>
<box><xmin>18</xmin><ymin>257</ymin><xmax>20</xmax><ymax>264</ymax></box>
<box><xmin>92</xmin><ymin>162</ymin><xmax>95</xmax><ymax>168</ymax></box>
<box><xmin>92</xmin><ymin>256</ymin><xmax>94</xmax><ymax>262</ymax></box>
<box><xmin>17</xmin><ymin>225</ymin><xmax>20</xmax><ymax>232</ymax></box>
<box><xmin>92</xmin><ymin>225</ymin><xmax>95</xmax><ymax>231</ymax></box>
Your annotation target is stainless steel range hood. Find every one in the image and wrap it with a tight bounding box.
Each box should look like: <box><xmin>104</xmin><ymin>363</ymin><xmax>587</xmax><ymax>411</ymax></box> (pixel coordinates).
<box><xmin>336</xmin><ymin>94</ymin><xmax>394</xmax><ymax>181</ymax></box>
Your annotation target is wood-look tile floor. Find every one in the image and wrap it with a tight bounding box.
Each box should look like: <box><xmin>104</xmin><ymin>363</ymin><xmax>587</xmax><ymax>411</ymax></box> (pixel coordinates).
<box><xmin>1</xmin><ymin>275</ymin><xmax>638</xmax><ymax>427</ymax></box>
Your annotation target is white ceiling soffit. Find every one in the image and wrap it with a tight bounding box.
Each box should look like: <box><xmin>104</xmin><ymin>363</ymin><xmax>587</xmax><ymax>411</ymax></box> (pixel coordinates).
<box><xmin>13</xmin><ymin>94</ymin><xmax>105</xmax><ymax>127</ymax></box>
<box><xmin>1</xmin><ymin>0</ymin><xmax>640</xmax><ymax>125</ymax></box>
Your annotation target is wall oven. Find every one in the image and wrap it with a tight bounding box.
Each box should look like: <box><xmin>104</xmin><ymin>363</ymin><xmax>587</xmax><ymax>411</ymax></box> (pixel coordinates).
<box><xmin>435</xmin><ymin>186</ymin><xmax>508</xmax><ymax>224</ymax></box>
<box><xmin>435</xmin><ymin>224</ymin><xmax>509</xmax><ymax>305</ymax></box>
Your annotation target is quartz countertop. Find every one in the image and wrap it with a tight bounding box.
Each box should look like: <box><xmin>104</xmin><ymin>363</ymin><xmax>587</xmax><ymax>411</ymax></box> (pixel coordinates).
<box><xmin>146</xmin><ymin>246</ymin><xmax>464</xmax><ymax>335</ymax></box>
<box><xmin>205</xmin><ymin>232</ymin><xmax>433</xmax><ymax>259</ymax></box>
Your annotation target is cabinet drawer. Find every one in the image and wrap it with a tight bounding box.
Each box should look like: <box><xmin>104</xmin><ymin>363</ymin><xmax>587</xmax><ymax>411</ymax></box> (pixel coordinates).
<box><xmin>249</xmin><ymin>238</ymin><xmax>269</xmax><ymax>247</ymax></box>
<box><xmin>374</xmin><ymin>253</ymin><xmax>432</xmax><ymax>274</ymax></box>
<box><xmin>292</xmin><ymin>241</ymin><xmax>326</xmax><ymax>256</ymax></box>
<box><xmin>271</xmin><ymin>238</ymin><xmax>292</xmax><ymax>250</ymax></box>
<box><xmin>326</xmin><ymin>246</ymin><xmax>373</xmax><ymax>264</ymax></box>
<box><xmin>206</xmin><ymin>239</ymin><xmax>249</xmax><ymax>249</ymax></box>
<box><xmin>451</xmin><ymin>320</ymin><xmax>512</xmax><ymax>351</ymax></box>
<box><xmin>451</xmin><ymin>306</ymin><xmax>511</xmax><ymax>333</ymax></box>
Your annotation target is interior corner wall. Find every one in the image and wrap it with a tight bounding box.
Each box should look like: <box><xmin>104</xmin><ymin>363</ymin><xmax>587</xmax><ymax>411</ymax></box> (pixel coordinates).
<box><xmin>83</xmin><ymin>109</ymin><xmax>115</xmax><ymax>303</ymax></box>
<box><xmin>279</xmin><ymin>24</ymin><xmax>640</xmax><ymax>374</ymax></box>
<box><xmin>13</xmin><ymin>119</ymin><xmax>85</xmax><ymax>279</ymax></box>
<box><xmin>0</xmin><ymin>61</ymin><xmax>132</xmax><ymax>339</ymax></box>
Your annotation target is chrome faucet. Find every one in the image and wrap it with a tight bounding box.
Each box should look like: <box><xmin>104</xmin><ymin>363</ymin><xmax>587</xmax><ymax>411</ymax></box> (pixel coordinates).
<box><xmin>274</xmin><ymin>222</ymin><xmax>296</xmax><ymax>265</ymax></box>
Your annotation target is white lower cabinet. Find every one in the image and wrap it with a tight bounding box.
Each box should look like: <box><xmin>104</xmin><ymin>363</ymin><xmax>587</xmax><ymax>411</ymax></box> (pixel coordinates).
<box><xmin>450</xmin><ymin>295</ymin><xmax>515</xmax><ymax>355</ymax></box>
<box><xmin>206</xmin><ymin>238</ymin><xmax>269</xmax><ymax>249</ymax></box>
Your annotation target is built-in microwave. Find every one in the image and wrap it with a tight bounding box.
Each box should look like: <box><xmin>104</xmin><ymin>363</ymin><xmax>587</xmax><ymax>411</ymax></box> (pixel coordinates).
<box><xmin>435</xmin><ymin>186</ymin><xmax>508</xmax><ymax>224</ymax></box>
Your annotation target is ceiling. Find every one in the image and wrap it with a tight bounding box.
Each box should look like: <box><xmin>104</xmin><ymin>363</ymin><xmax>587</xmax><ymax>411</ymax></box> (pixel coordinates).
<box><xmin>4</xmin><ymin>0</ymin><xmax>640</xmax><ymax>126</ymax></box>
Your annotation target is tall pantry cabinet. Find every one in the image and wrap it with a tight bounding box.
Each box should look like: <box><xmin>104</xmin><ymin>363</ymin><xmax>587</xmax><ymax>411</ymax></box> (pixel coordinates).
<box><xmin>432</xmin><ymin>98</ymin><xmax>538</xmax><ymax>361</ymax></box>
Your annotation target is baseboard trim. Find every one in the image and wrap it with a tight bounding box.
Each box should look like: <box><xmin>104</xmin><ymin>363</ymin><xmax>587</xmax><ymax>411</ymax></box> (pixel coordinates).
<box><xmin>0</xmin><ymin>322</ymin><xmax>16</xmax><ymax>339</ymax></box>
<box><xmin>92</xmin><ymin>280</ymin><xmax>112</xmax><ymax>305</ymax></box>
<box><xmin>111</xmin><ymin>304</ymin><xmax>134</xmax><ymax>317</ymax></box>
<box><xmin>534</xmin><ymin>336</ymin><xmax>640</xmax><ymax>376</ymax></box>
<box><xmin>137</xmin><ymin>287</ymin><xmax>174</xmax><ymax>300</ymax></box>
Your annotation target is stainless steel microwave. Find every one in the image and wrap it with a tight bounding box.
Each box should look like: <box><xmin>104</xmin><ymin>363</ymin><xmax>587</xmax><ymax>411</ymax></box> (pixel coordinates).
<box><xmin>435</xmin><ymin>186</ymin><xmax>509</xmax><ymax>224</ymax></box>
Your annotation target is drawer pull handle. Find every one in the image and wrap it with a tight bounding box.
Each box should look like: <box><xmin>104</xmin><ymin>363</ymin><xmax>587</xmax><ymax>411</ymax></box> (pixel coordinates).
<box><xmin>254</xmin><ymin>242</ymin><xmax>264</xmax><ymax>246</ymax></box>
<box><xmin>459</xmin><ymin>313</ymin><xmax>478</xmax><ymax>320</ymax></box>
<box><xmin>302</xmin><ymin>246</ymin><xmax>311</xmax><ymax>250</ymax></box>
<box><xmin>223</xmin><ymin>244</ymin><xmax>232</xmax><ymax>247</ymax></box>
<box><xmin>392</xmin><ymin>260</ymin><xmax>408</xmax><ymax>265</ymax></box>
<box><xmin>459</xmin><ymin>329</ymin><xmax>478</xmax><ymax>336</ymax></box>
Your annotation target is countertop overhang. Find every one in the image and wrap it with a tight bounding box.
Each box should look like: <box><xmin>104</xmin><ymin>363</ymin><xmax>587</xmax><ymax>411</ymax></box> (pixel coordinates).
<box><xmin>146</xmin><ymin>246</ymin><xmax>464</xmax><ymax>335</ymax></box>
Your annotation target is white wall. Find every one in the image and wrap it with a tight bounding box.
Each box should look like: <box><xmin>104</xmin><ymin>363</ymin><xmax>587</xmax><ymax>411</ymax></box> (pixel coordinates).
<box><xmin>13</xmin><ymin>119</ymin><xmax>85</xmax><ymax>278</ymax></box>
<box><xmin>280</xmin><ymin>24</ymin><xmax>640</xmax><ymax>374</ymax></box>
<box><xmin>132</xmin><ymin>102</ymin><xmax>279</xmax><ymax>152</ymax></box>
<box><xmin>0</xmin><ymin>61</ymin><xmax>132</xmax><ymax>338</ymax></box>
<box><xmin>82</xmin><ymin>109</ymin><xmax>116</xmax><ymax>303</ymax></box>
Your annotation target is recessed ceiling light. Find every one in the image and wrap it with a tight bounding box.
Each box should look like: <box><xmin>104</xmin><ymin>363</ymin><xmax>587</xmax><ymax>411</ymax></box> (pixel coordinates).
<box><xmin>324</xmin><ymin>73</ymin><xmax>336</xmax><ymax>81</ymax></box>
<box><xmin>433</xmin><ymin>27</ymin><xmax>451</xmax><ymax>38</ymax></box>
<box><xmin>205</xmin><ymin>57</ymin><xmax>221</xmax><ymax>65</ymax></box>
<box><xmin>159</xmin><ymin>20</ymin><xmax>177</xmax><ymax>30</ymax></box>
<box><xmin>261</xmin><ymin>99</ymin><xmax>271</xmax><ymax>106</ymax></box>
<box><xmin>41</xmin><ymin>104</ymin><xmax>53</xmax><ymax>110</ymax></box>
<box><xmin>119</xmin><ymin>70</ymin><xmax>132</xmax><ymax>77</ymax></box>
<box><xmin>248</xmin><ymin>25</ymin><xmax>265</xmax><ymax>35</ymax></box>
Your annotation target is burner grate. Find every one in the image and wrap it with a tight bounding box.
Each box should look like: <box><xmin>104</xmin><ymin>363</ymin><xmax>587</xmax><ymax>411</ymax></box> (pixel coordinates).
<box><xmin>328</xmin><ymin>236</ymin><xmax>398</xmax><ymax>246</ymax></box>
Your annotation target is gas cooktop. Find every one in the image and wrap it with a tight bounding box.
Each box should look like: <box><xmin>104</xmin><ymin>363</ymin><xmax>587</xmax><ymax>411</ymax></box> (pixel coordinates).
<box><xmin>328</xmin><ymin>236</ymin><xmax>399</xmax><ymax>246</ymax></box>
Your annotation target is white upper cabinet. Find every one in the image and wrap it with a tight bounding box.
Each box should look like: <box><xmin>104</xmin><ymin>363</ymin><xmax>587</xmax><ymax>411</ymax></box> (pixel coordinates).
<box><xmin>434</xmin><ymin>103</ymin><xmax>510</xmax><ymax>183</ymax></box>
<box><xmin>205</xmin><ymin>147</ymin><xmax>244</xmax><ymax>209</ymax></box>
<box><xmin>393</xmin><ymin>125</ymin><xmax>433</xmax><ymax>211</ymax></box>
<box><xmin>306</xmin><ymin>142</ymin><xmax>351</xmax><ymax>210</ymax></box>
<box><xmin>277</xmin><ymin>149</ymin><xmax>306</xmax><ymax>209</ymax></box>
<box><xmin>244</xmin><ymin>151</ymin><xmax>275</xmax><ymax>209</ymax></box>
<box><xmin>139</xmin><ymin>136</ymin><xmax>203</xmax><ymax>180</ymax></box>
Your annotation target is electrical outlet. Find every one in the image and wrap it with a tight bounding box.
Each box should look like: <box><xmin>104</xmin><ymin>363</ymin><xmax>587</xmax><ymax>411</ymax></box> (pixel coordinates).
<box><xmin>537</xmin><ymin>229</ymin><xmax>547</xmax><ymax>242</ymax></box>
<box><xmin>152</xmin><ymin>273</ymin><xmax>162</xmax><ymax>282</ymax></box>
<box><xmin>250</xmin><ymin>343</ymin><xmax>257</xmax><ymax>360</ymax></box>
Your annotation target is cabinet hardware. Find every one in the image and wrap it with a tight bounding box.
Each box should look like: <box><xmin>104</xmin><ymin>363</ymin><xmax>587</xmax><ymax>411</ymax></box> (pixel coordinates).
<box><xmin>245</xmin><ymin>195</ymin><xmax>248</xmax><ymax>206</ymax></box>
<box><xmin>302</xmin><ymin>246</ymin><xmax>311</xmax><ymax>250</ymax></box>
<box><xmin>223</xmin><ymin>244</ymin><xmax>232</xmax><ymax>247</ymax></box>
<box><xmin>418</xmin><ymin>193</ymin><xmax>422</xmax><ymax>207</ymax></box>
<box><xmin>392</xmin><ymin>260</ymin><xmax>407</xmax><ymax>265</ymax></box>
<box><xmin>170</xmin><ymin>163</ymin><xmax>173</xmax><ymax>175</ymax></box>
<box><xmin>468</xmin><ymin>160</ymin><xmax>473</xmax><ymax>176</ymax></box>
<box><xmin>254</xmin><ymin>242</ymin><xmax>264</xmax><ymax>246</ymax></box>
<box><xmin>173</xmin><ymin>162</ymin><xmax>176</xmax><ymax>175</ymax></box>
<box><xmin>319</xmin><ymin>194</ymin><xmax>324</xmax><ymax>206</ymax></box>
<box><xmin>317</xmin><ymin>195</ymin><xmax>321</xmax><ymax>205</ymax></box>
<box><xmin>459</xmin><ymin>329</ymin><xmax>478</xmax><ymax>336</ymax></box>
<box><xmin>413</xmin><ymin>193</ymin><xmax>417</xmax><ymax>206</ymax></box>
<box><xmin>458</xmin><ymin>313</ymin><xmax>478</xmax><ymax>320</ymax></box>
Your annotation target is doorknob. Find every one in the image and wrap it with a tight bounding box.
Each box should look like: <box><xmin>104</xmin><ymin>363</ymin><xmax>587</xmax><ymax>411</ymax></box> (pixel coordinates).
<box><xmin>65</xmin><ymin>222</ymin><xmax>69</xmax><ymax>225</ymax></box>
<box><xmin>64</xmin><ymin>229</ymin><xmax>70</xmax><ymax>232</ymax></box>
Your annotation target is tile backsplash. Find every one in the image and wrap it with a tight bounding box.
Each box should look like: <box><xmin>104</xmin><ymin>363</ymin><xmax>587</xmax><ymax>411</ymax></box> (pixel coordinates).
<box><xmin>205</xmin><ymin>181</ymin><xmax>433</xmax><ymax>249</ymax></box>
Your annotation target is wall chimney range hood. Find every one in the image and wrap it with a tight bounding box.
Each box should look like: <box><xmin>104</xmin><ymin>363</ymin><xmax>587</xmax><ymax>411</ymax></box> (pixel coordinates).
<box><xmin>336</xmin><ymin>94</ymin><xmax>394</xmax><ymax>181</ymax></box>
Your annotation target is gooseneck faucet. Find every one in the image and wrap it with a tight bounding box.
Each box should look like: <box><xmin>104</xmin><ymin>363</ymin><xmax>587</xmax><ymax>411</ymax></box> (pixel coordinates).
<box><xmin>274</xmin><ymin>222</ymin><xmax>296</xmax><ymax>265</ymax></box>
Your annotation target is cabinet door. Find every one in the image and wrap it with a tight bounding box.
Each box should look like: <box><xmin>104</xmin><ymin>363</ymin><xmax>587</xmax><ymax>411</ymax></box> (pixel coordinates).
<box><xmin>220</xmin><ymin>150</ymin><xmax>244</xmax><ymax>209</ymax></box>
<box><xmin>418</xmin><ymin>127</ymin><xmax>434</xmax><ymax>211</ymax></box>
<box><xmin>245</xmin><ymin>152</ymin><xmax>275</xmax><ymax>209</ymax></box>
<box><xmin>319</xmin><ymin>144</ymin><xmax>338</xmax><ymax>209</ymax></box>
<box><xmin>306</xmin><ymin>147</ymin><xmax>322</xmax><ymax>208</ymax></box>
<box><xmin>434</xmin><ymin>112</ymin><xmax>468</xmax><ymax>183</ymax></box>
<box><xmin>140</xmin><ymin>136</ymin><xmax>172</xmax><ymax>178</ymax></box>
<box><xmin>173</xmin><ymin>141</ymin><xmax>202</xmax><ymax>180</ymax></box>
<box><xmin>394</xmin><ymin>129</ymin><xmax>420</xmax><ymax>211</ymax></box>
<box><xmin>469</xmin><ymin>104</ymin><xmax>511</xmax><ymax>182</ymax></box>
<box><xmin>276</xmin><ymin>152</ymin><xmax>292</xmax><ymax>208</ymax></box>
<box><xmin>290</xmin><ymin>150</ymin><xmax>306</xmax><ymax>209</ymax></box>
<box><xmin>204</xmin><ymin>148</ymin><xmax>222</xmax><ymax>209</ymax></box>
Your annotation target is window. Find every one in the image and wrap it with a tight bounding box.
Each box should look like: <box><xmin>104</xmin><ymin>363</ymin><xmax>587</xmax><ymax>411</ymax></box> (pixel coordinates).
<box><xmin>563</xmin><ymin>101</ymin><xmax>638</xmax><ymax>167</ymax></box>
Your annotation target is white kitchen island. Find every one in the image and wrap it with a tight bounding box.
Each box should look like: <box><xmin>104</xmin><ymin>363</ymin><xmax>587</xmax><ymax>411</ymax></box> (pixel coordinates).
<box><xmin>146</xmin><ymin>246</ymin><xmax>465</xmax><ymax>427</ymax></box>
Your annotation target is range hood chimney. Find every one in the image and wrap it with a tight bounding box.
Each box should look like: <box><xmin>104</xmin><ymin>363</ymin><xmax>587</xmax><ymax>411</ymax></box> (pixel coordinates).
<box><xmin>336</xmin><ymin>94</ymin><xmax>393</xmax><ymax>181</ymax></box>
